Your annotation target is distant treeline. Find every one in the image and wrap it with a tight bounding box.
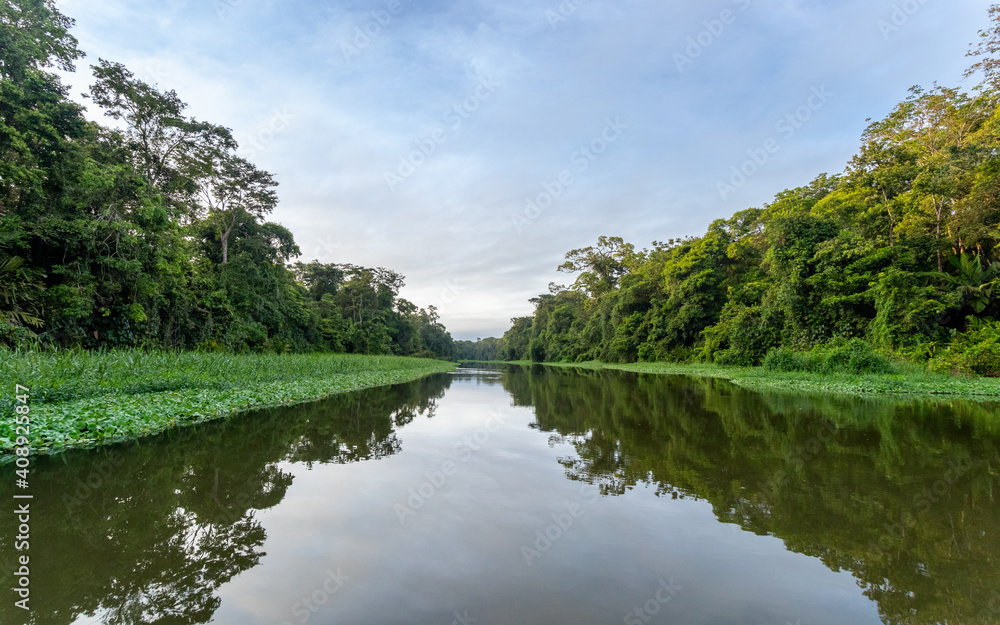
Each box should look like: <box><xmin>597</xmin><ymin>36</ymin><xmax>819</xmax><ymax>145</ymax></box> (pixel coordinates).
<box><xmin>461</xmin><ymin>6</ymin><xmax>1000</xmax><ymax>376</ymax></box>
<box><xmin>0</xmin><ymin>1</ymin><xmax>454</xmax><ymax>357</ymax></box>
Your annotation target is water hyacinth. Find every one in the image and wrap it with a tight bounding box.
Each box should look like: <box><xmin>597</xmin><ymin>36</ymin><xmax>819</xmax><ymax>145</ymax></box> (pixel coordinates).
<box><xmin>0</xmin><ymin>349</ymin><xmax>454</xmax><ymax>460</ymax></box>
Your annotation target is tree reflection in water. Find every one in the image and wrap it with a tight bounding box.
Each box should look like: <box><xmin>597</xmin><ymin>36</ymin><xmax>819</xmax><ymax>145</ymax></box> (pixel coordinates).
<box><xmin>501</xmin><ymin>365</ymin><xmax>1000</xmax><ymax>625</ymax></box>
<box><xmin>0</xmin><ymin>374</ymin><xmax>452</xmax><ymax>625</ymax></box>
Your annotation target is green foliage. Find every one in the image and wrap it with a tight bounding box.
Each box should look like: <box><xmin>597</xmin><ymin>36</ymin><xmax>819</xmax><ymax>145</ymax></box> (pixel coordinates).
<box><xmin>490</xmin><ymin>7</ymin><xmax>1000</xmax><ymax>378</ymax></box>
<box><xmin>0</xmin><ymin>0</ymin><xmax>84</xmax><ymax>84</ymax></box>
<box><xmin>0</xmin><ymin>348</ymin><xmax>454</xmax><ymax>457</ymax></box>
<box><xmin>531</xmin><ymin>359</ymin><xmax>1000</xmax><ymax>399</ymax></box>
<box><xmin>0</xmin><ymin>4</ymin><xmax>456</xmax><ymax>358</ymax></box>
<box><xmin>927</xmin><ymin>319</ymin><xmax>1000</xmax><ymax>377</ymax></box>
<box><xmin>761</xmin><ymin>348</ymin><xmax>805</xmax><ymax>372</ymax></box>
<box><xmin>763</xmin><ymin>339</ymin><xmax>898</xmax><ymax>375</ymax></box>
<box><xmin>454</xmin><ymin>336</ymin><xmax>504</xmax><ymax>361</ymax></box>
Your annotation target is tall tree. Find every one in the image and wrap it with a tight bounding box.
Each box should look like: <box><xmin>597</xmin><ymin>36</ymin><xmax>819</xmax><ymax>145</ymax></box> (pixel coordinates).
<box><xmin>558</xmin><ymin>235</ymin><xmax>636</xmax><ymax>297</ymax></box>
<box><xmin>0</xmin><ymin>0</ymin><xmax>83</xmax><ymax>84</ymax></box>
<box><xmin>965</xmin><ymin>4</ymin><xmax>1000</xmax><ymax>89</ymax></box>
<box><xmin>89</xmin><ymin>60</ymin><xmax>236</xmax><ymax>211</ymax></box>
<box><xmin>189</xmin><ymin>152</ymin><xmax>278</xmax><ymax>264</ymax></box>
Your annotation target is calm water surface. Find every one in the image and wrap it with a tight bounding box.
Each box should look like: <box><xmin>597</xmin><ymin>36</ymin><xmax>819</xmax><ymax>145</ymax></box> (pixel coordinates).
<box><xmin>2</xmin><ymin>365</ymin><xmax>999</xmax><ymax>625</ymax></box>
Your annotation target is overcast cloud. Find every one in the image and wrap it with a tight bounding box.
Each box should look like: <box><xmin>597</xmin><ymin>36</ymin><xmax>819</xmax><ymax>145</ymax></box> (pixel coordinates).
<box><xmin>54</xmin><ymin>0</ymin><xmax>991</xmax><ymax>339</ymax></box>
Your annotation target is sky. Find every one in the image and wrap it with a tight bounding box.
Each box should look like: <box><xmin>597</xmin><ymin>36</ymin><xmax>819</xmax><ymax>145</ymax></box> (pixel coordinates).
<box><xmin>54</xmin><ymin>0</ymin><xmax>992</xmax><ymax>340</ymax></box>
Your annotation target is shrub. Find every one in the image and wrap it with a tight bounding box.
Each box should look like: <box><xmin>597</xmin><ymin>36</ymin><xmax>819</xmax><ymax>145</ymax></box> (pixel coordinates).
<box><xmin>762</xmin><ymin>339</ymin><xmax>898</xmax><ymax>375</ymax></box>
<box><xmin>929</xmin><ymin>319</ymin><xmax>1000</xmax><ymax>377</ymax></box>
<box><xmin>0</xmin><ymin>323</ymin><xmax>39</xmax><ymax>349</ymax></box>
<box><xmin>818</xmin><ymin>339</ymin><xmax>898</xmax><ymax>375</ymax></box>
<box><xmin>762</xmin><ymin>348</ymin><xmax>806</xmax><ymax>372</ymax></box>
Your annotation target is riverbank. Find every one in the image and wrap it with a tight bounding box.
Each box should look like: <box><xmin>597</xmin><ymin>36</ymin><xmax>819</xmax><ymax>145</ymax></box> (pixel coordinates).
<box><xmin>1</xmin><ymin>350</ymin><xmax>455</xmax><ymax>460</ymax></box>
<box><xmin>503</xmin><ymin>361</ymin><xmax>1000</xmax><ymax>399</ymax></box>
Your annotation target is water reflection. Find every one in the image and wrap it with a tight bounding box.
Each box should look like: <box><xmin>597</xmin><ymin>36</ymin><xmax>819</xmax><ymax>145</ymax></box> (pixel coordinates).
<box><xmin>0</xmin><ymin>375</ymin><xmax>452</xmax><ymax>625</ymax></box>
<box><xmin>501</xmin><ymin>365</ymin><xmax>1000</xmax><ymax>625</ymax></box>
<box><xmin>1</xmin><ymin>366</ymin><xmax>998</xmax><ymax>625</ymax></box>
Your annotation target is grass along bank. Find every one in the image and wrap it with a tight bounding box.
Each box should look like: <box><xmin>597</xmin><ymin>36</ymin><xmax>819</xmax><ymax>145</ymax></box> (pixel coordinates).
<box><xmin>1</xmin><ymin>350</ymin><xmax>455</xmax><ymax>460</ymax></box>
<box><xmin>505</xmin><ymin>360</ymin><xmax>1000</xmax><ymax>399</ymax></box>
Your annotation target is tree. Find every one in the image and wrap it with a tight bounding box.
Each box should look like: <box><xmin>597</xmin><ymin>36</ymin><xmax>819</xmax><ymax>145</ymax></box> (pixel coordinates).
<box><xmin>931</xmin><ymin>253</ymin><xmax>1000</xmax><ymax>314</ymax></box>
<box><xmin>89</xmin><ymin>60</ymin><xmax>236</xmax><ymax>211</ymax></box>
<box><xmin>558</xmin><ymin>235</ymin><xmax>636</xmax><ymax>296</ymax></box>
<box><xmin>293</xmin><ymin>261</ymin><xmax>345</xmax><ymax>301</ymax></box>
<box><xmin>865</xmin><ymin>86</ymin><xmax>992</xmax><ymax>271</ymax></box>
<box><xmin>189</xmin><ymin>152</ymin><xmax>278</xmax><ymax>264</ymax></box>
<box><xmin>0</xmin><ymin>0</ymin><xmax>83</xmax><ymax>84</ymax></box>
<box><xmin>965</xmin><ymin>3</ymin><xmax>1000</xmax><ymax>89</ymax></box>
<box><xmin>849</xmin><ymin>126</ymin><xmax>919</xmax><ymax>247</ymax></box>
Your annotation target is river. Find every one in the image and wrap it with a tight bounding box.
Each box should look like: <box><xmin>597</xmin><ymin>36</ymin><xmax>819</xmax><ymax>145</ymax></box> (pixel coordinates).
<box><xmin>2</xmin><ymin>365</ymin><xmax>999</xmax><ymax>625</ymax></box>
